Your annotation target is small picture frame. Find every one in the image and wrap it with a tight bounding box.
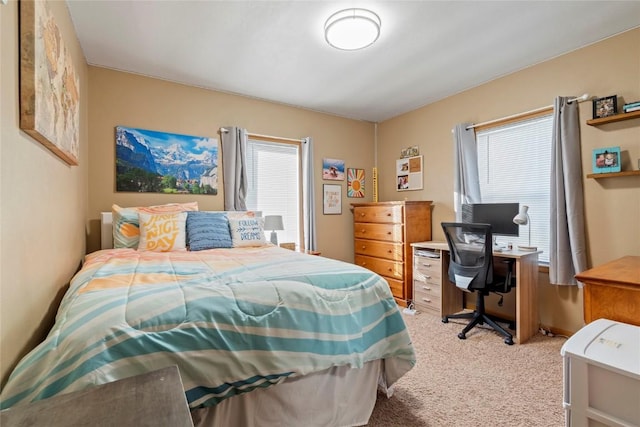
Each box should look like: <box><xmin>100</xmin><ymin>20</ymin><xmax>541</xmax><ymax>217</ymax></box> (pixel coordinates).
<box><xmin>323</xmin><ymin>184</ymin><xmax>342</xmax><ymax>215</ymax></box>
<box><xmin>592</xmin><ymin>95</ymin><xmax>618</xmax><ymax>119</ymax></box>
<box><xmin>592</xmin><ymin>146</ymin><xmax>621</xmax><ymax>174</ymax></box>
<box><xmin>400</xmin><ymin>146</ymin><xmax>419</xmax><ymax>158</ymax></box>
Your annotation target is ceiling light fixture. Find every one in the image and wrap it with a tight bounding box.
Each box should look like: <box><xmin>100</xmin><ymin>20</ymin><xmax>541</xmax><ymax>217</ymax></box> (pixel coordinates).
<box><xmin>324</xmin><ymin>8</ymin><xmax>381</xmax><ymax>51</ymax></box>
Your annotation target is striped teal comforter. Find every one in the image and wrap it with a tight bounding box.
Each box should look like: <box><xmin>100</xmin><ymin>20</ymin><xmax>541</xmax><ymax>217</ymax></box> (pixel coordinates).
<box><xmin>1</xmin><ymin>246</ymin><xmax>415</xmax><ymax>409</ymax></box>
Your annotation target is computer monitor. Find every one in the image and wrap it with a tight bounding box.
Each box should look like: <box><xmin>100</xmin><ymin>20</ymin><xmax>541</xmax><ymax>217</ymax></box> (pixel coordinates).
<box><xmin>461</xmin><ymin>203</ymin><xmax>519</xmax><ymax>237</ymax></box>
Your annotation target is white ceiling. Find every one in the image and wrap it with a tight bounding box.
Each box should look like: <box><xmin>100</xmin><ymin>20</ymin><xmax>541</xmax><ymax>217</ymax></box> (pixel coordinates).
<box><xmin>66</xmin><ymin>1</ymin><xmax>640</xmax><ymax>123</ymax></box>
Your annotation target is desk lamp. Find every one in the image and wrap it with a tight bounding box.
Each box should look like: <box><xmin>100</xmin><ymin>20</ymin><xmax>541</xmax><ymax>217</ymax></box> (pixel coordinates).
<box><xmin>512</xmin><ymin>205</ymin><xmax>537</xmax><ymax>251</ymax></box>
<box><xmin>264</xmin><ymin>215</ymin><xmax>284</xmax><ymax>245</ymax></box>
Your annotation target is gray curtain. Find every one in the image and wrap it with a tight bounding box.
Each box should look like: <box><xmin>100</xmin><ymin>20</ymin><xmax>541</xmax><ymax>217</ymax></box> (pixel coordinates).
<box><xmin>221</xmin><ymin>126</ymin><xmax>248</xmax><ymax>211</ymax></box>
<box><xmin>452</xmin><ymin>123</ymin><xmax>481</xmax><ymax>221</ymax></box>
<box><xmin>302</xmin><ymin>137</ymin><xmax>317</xmax><ymax>251</ymax></box>
<box><xmin>550</xmin><ymin>97</ymin><xmax>587</xmax><ymax>286</ymax></box>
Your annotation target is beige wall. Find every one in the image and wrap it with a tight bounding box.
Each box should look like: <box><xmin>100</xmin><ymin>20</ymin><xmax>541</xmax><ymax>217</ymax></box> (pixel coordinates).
<box><xmin>1</xmin><ymin>1</ymin><xmax>89</xmax><ymax>385</ymax></box>
<box><xmin>377</xmin><ymin>28</ymin><xmax>640</xmax><ymax>335</ymax></box>
<box><xmin>87</xmin><ymin>67</ymin><xmax>375</xmax><ymax>260</ymax></box>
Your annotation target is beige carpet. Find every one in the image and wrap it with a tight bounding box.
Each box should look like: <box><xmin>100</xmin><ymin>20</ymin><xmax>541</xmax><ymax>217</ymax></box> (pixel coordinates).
<box><xmin>366</xmin><ymin>310</ymin><xmax>567</xmax><ymax>427</ymax></box>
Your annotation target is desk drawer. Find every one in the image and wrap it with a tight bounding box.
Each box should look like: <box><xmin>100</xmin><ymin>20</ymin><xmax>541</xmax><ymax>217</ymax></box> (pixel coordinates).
<box><xmin>353</xmin><ymin>205</ymin><xmax>403</xmax><ymax>223</ymax></box>
<box><xmin>354</xmin><ymin>239</ymin><xmax>403</xmax><ymax>261</ymax></box>
<box><xmin>355</xmin><ymin>255</ymin><xmax>404</xmax><ymax>281</ymax></box>
<box><xmin>413</xmin><ymin>281</ymin><xmax>441</xmax><ymax>313</ymax></box>
<box><xmin>413</xmin><ymin>279</ymin><xmax>441</xmax><ymax>299</ymax></box>
<box><xmin>414</xmin><ymin>262</ymin><xmax>441</xmax><ymax>284</ymax></box>
<box><xmin>354</xmin><ymin>223</ymin><xmax>403</xmax><ymax>242</ymax></box>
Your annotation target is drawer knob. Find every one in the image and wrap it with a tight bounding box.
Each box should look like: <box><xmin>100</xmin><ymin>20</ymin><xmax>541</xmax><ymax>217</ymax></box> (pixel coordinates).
<box><xmin>422</xmin><ymin>262</ymin><xmax>431</xmax><ymax>267</ymax></box>
<box><xmin>387</xmin><ymin>250</ymin><xmax>392</xmax><ymax>253</ymax></box>
<box><xmin>361</xmin><ymin>262</ymin><xmax>366</xmax><ymax>266</ymax></box>
<box><xmin>386</xmin><ymin>213</ymin><xmax>391</xmax><ymax>216</ymax></box>
<box><xmin>387</xmin><ymin>231</ymin><xmax>391</xmax><ymax>235</ymax></box>
<box><xmin>425</xmin><ymin>275</ymin><xmax>432</xmax><ymax>279</ymax></box>
<box><xmin>361</xmin><ymin>245</ymin><xmax>366</xmax><ymax>249</ymax></box>
<box><xmin>421</xmin><ymin>298</ymin><xmax>431</xmax><ymax>303</ymax></box>
<box><xmin>422</xmin><ymin>286</ymin><xmax>431</xmax><ymax>291</ymax></box>
<box><xmin>361</xmin><ymin>229</ymin><xmax>366</xmax><ymax>233</ymax></box>
<box><xmin>360</xmin><ymin>212</ymin><xmax>365</xmax><ymax>217</ymax></box>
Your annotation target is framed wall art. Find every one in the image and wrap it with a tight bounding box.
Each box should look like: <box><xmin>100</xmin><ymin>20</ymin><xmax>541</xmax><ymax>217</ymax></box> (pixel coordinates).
<box><xmin>396</xmin><ymin>155</ymin><xmax>423</xmax><ymax>191</ymax></box>
<box><xmin>323</xmin><ymin>184</ymin><xmax>342</xmax><ymax>214</ymax></box>
<box><xmin>592</xmin><ymin>95</ymin><xmax>618</xmax><ymax>119</ymax></box>
<box><xmin>322</xmin><ymin>158</ymin><xmax>345</xmax><ymax>180</ymax></box>
<box><xmin>347</xmin><ymin>168</ymin><xmax>365</xmax><ymax>198</ymax></box>
<box><xmin>592</xmin><ymin>146</ymin><xmax>621</xmax><ymax>174</ymax></box>
<box><xmin>115</xmin><ymin>126</ymin><xmax>219</xmax><ymax>194</ymax></box>
<box><xmin>19</xmin><ymin>0</ymin><xmax>80</xmax><ymax>165</ymax></box>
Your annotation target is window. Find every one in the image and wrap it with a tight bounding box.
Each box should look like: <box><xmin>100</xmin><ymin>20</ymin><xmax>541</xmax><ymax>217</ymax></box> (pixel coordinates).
<box><xmin>246</xmin><ymin>138</ymin><xmax>301</xmax><ymax>247</ymax></box>
<box><xmin>475</xmin><ymin>114</ymin><xmax>552</xmax><ymax>263</ymax></box>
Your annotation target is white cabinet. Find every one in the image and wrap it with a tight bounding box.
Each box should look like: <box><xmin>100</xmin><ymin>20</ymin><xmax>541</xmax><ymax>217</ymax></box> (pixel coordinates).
<box><xmin>561</xmin><ymin>318</ymin><xmax>640</xmax><ymax>427</ymax></box>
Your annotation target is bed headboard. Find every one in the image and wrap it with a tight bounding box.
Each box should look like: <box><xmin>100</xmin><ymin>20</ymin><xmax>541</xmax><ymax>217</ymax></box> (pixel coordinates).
<box><xmin>101</xmin><ymin>212</ymin><xmax>113</xmax><ymax>250</ymax></box>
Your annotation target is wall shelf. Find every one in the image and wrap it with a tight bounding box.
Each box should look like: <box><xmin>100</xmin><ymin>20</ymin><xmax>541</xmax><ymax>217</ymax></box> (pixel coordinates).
<box><xmin>586</xmin><ymin>110</ymin><xmax>640</xmax><ymax>126</ymax></box>
<box><xmin>587</xmin><ymin>170</ymin><xmax>640</xmax><ymax>179</ymax></box>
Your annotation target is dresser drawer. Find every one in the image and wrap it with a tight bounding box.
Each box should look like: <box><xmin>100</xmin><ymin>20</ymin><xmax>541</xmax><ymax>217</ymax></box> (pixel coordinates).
<box><xmin>354</xmin><ymin>255</ymin><xmax>404</xmax><ymax>281</ymax></box>
<box><xmin>353</xmin><ymin>205</ymin><xmax>403</xmax><ymax>223</ymax></box>
<box><xmin>354</xmin><ymin>223</ymin><xmax>404</xmax><ymax>242</ymax></box>
<box><xmin>354</xmin><ymin>239</ymin><xmax>403</xmax><ymax>261</ymax></box>
<box><xmin>385</xmin><ymin>277</ymin><xmax>405</xmax><ymax>300</ymax></box>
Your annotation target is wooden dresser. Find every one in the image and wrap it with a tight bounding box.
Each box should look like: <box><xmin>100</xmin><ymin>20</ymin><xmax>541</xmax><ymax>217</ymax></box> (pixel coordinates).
<box><xmin>351</xmin><ymin>201</ymin><xmax>432</xmax><ymax>306</ymax></box>
<box><xmin>576</xmin><ymin>256</ymin><xmax>640</xmax><ymax>326</ymax></box>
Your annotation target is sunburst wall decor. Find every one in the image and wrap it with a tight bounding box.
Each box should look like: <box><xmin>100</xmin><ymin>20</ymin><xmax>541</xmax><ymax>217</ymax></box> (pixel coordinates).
<box><xmin>347</xmin><ymin>168</ymin><xmax>365</xmax><ymax>198</ymax></box>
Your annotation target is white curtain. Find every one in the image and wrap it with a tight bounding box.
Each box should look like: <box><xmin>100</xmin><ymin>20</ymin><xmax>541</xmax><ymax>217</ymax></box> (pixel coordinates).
<box><xmin>550</xmin><ymin>97</ymin><xmax>587</xmax><ymax>286</ymax></box>
<box><xmin>302</xmin><ymin>137</ymin><xmax>317</xmax><ymax>251</ymax></box>
<box><xmin>221</xmin><ymin>127</ymin><xmax>248</xmax><ymax>211</ymax></box>
<box><xmin>452</xmin><ymin>123</ymin><xmax>481</xmax><ymax>221</ymax></box>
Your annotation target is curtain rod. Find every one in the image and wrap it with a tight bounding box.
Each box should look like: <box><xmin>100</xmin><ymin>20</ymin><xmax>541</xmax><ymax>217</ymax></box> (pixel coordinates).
<box><xmin>219</xmin><ymin>127</ymin><xmax>304</xmax><ymax>143</ymax></box>
<box><xmin>465</xmin><ymin>94</ymin><xmax>589</xmax><ymax>130</ymax></box>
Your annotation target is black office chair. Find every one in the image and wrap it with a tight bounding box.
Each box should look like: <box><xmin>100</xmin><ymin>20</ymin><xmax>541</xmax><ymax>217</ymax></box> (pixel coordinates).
<box><xmin>441</xmin><ymin>222</ymin><xmax>515</xmax><ymax>345</ymax></box>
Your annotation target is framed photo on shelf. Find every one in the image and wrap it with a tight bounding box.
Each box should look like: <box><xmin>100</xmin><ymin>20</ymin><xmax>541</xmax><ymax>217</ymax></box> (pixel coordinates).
<box><xmin>323</xmin><ymin>184</ymin><xmax>342</xmax><ymax>214</ymax></box>
<box><xmin>592</xmin><ymin>95</ymin><xmax>618</xmax><ymax>119</ymax></box>
<box><xmin>592</xmin><ymin>146</ymin><xmax>621</xmax><ymax>174</ymax></box>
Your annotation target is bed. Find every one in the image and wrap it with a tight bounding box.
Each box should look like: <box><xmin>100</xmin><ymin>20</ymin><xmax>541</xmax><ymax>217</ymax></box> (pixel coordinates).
<box><xmin>1</xmin><ymin>208</ymin><xmax>415</xmax><ymax>426</ymax></box>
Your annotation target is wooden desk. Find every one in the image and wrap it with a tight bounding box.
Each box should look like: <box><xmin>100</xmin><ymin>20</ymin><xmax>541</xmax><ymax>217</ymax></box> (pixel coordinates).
<box><xmin>411</xmin><ymin>241</ymin><xmax>541</xmax><ymax>344</ymax></box>
<box><xmin>576</xmin><ymin>256</ymin><xmax>640</xmax><ymax>326</ymax></box>
<box><xmin>0</xmin><ymin>366</ymin><xmax>193</xmax><ymax>427</ymax></box>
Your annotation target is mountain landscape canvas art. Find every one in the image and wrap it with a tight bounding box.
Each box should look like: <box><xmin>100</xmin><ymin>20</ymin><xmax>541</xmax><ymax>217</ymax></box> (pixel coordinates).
<box><xmin>115</xmin><ymin>126</ymin><xmax>218</xmax><ymax>194</ymax></box>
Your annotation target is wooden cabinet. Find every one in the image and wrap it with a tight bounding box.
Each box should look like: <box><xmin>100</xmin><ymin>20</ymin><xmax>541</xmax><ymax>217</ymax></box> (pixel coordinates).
<box><xmin>576</xmin><ymin>256</ymin><xmax>640</xmax><ymax>326</ymax></box>
<box><xmin>351</xmin><ymin>201</ymin><xmax>432</xmax><ymax>306</ymax></box>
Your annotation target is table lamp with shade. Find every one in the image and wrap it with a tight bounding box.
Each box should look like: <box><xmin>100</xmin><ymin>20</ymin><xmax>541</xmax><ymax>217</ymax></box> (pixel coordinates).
<box><xmin>512</xmin><ymin>205</ymin><xmax>537</xmax><ymax>251</ymax></box>
<box><xmin>264</xmin><ymin>215</ymin><xmax>284</xmax><ymax>245</ymax></box>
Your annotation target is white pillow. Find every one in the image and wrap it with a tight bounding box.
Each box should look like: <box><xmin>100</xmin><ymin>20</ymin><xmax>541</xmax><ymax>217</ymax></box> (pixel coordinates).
<box><xmin>229</xmin><ymin>217</ymin><xmax>267</xmax><ymax>247</ymax></box>
<box><xmin>138</xmin><ymin>211</ymin><xmax>188</xmax><ymax>252</ymax></box>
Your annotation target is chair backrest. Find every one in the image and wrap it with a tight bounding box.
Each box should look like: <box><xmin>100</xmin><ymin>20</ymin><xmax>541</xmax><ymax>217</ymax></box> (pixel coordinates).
<box><xmin>441</xmin><ymin>222</ymin><xmax>494</xmax><ymax>291</ymax></box>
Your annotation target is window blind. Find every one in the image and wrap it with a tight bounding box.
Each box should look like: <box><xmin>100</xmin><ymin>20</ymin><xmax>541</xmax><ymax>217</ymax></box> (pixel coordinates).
<box><xmin>476</xmin><ymin>115</ymin><xmax>552</xmax><ymax>263</ymax></box>
<box><xmin>246</xmin><ymin>139</ymin><xmax>301</xmax><ymax>247</ymax></box>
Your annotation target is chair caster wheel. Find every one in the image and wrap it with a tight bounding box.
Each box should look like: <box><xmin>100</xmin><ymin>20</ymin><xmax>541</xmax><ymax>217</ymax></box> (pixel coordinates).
<box><xmin>504</xmin><ymin>337</ymin><xmax>514</xmax><ymax>345</ymax></box>
<box><xmin>457</xmin><ymin>332</ymin><xmax>466</xmax><ymax>340</ymax></box>
<box><xmin>442</xmin><ymin>318</ymin><xmax>449</xmax><ymax>324</ymax></box>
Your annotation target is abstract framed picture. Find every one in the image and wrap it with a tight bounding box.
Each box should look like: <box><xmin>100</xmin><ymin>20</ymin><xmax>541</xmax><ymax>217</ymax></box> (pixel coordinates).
<box><xmin>322</xmin><ymin>158</ymin><xmax>345</xmax><ymax>180</ymax></box>
<box><xmin>19</xmin><ymin>0</ymin><xmax>80</xmax><ymax>166</ymax></box>
<box><xmin>592</xmin><ymin>146</ymin><xmax>621</xmax><ymax>174</ymax></box>
<box><xmin>396</xmin><ymin>155</ymin><xmax>423</xmax><ymax>191</ymax></box>
<box><xmin>323</xmin><ymin>184</ymin><xmax>342</xmax><ymax>215</ymax></box>
<box><xmin>115</xmin><ymin>126</ymin><xmax>219</xmax><ymax>194</ymax></box>
<box><xmin>347</xmin><ymin>168</ymin><xmax>365</xmax><ymax>198</ymax></box>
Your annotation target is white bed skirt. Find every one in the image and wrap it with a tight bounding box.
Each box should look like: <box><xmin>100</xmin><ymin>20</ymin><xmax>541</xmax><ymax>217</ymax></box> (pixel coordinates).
<box><xmin>191</xmin><ymin>360</ymin><xmax>382</xmax><ymax>427</ymax></box>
